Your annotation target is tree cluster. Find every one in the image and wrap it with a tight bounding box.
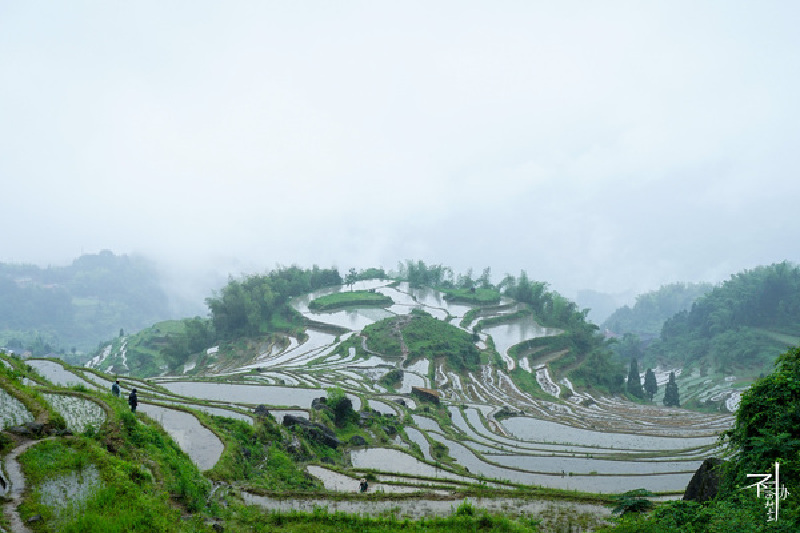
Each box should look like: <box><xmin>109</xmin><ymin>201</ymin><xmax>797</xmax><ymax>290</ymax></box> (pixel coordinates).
<box><xmin>627</xmin><ymin>358</ymin><xmax>645</xmax><ymax>398</ymax></box>
<box><xmin>643</xmin><ymin>368</ymin><xmax>657</xmax><ymax>401</ymax></box>
<box><xmin>161</xmin><ymin>266</ymin><xmax>342</xmax><ymax>370</ymax></box>
<box><xmin>205</xmin><ymin>265</ymin><xmax>341</xmax><ymax>340</ymax></box>
<box><xmin>663</xmin><ymin>371</ymin><xmax>680</xmax><ymax>407</ymax></box>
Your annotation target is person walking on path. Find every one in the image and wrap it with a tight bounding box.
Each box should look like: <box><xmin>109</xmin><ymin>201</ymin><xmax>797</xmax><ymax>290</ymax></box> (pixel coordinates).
<box><xmin>111</xmin><ymin>380</ymin><xmax>120</xmax><ymax>397</ymax></box>
<box><xmin>128</xmin><ymin>388</ymin><xmax>138</xmax><ymax>413</ymax></box>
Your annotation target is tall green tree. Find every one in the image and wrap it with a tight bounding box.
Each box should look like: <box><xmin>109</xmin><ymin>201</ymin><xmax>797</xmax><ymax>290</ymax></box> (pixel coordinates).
<box><xmin>643</xmin><ymin>368</ymin><xmax>658</xmax><ymax>401</ymax></box>
<box><xmin>477</xmin><ymin>267</ymin><xmax>492</xmax><ymax>289</ymax></box>
<box><xmin>627</xmin><ymin>357</ymin><xmax>645</xmax><ymax>398</ymax></box>
<box><xmin>345</xmin><ymin>268</ymin><xmax>357</xmax><ymax>290</ymax></box>
<box><xmin>663</xmin><ymin>371</ymin><xmax>680</xmax><ymax>407</ymax></box>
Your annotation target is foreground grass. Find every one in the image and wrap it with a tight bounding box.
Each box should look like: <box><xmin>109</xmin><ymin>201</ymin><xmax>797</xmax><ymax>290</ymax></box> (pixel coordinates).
<box><xmin>14</xmin><ymin>392</ymin><xmax>212</xmax><ymax>533</ymax></box>
<box><xmin>597</xmin><ymin>493</ymin><xmax>800</xmax><ymax>533</ymax></box>
<box><xmin>224</xmin><ymin>501</ymin><xmax>544</xmax><ymax>532</ymax></box>
<box><xmin>18</xmin><ymin>438</ymin><xmax>207</xmax><ymax>533</ymax></box>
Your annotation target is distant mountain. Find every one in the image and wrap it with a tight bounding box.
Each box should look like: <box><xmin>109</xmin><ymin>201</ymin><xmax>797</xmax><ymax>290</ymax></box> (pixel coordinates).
<box><xmin>0</xmin><ymin>250</ymin><xmax>183</xmax><ymax>358</ymax></box>
<box><xmin>575</xmin><ymin>289</ymin><xmax>636</xmax><ymax>325</ymax></box>
<box><xmin>602</xmin><ymin>282</ymin><xmax>714</xmax><ymax>340</ymax></box>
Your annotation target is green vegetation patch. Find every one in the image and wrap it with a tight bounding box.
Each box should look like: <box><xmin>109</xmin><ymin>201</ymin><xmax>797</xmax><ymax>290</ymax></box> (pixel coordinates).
<box><xmin>380</xmin><ymin>368</ymin><xmax>404</xmax><ymax>389</ymax></box>
<box><xmin>401</xmin><ymin>310</ymin><xmax>482</xmax><ymax>372</ymax></box>
<box><xmin>475</xmin><ymin>309</ymin><xmax>533</xmax><ymax>331</ymax></box>
<box><xmin>308</xmin><ymin>290</ymin><xmax>394</xmax><ymax>311</ymax></box>
<box><xmin>507</xmin><ymin>367</ymin><xmax>551</xmax><ymax>401</ymax></box>
<box><xmin>442</xmin><ymin>288</ymin><xmax>501</xmax><ymax>305</ymax></box>
<box><xmin>208</xmin><ymin>413</ymin><xmax>321</xmax><ymax>491</ymax></box>
<box><xmin>508</xmin><ymin>335</ymin><xmax>571</xmax><ymax>361</ymax></box>
<box><xmin>18</xmin><ymin>438</ymin><xmax>197</xmax><ymax>533</ymax></box>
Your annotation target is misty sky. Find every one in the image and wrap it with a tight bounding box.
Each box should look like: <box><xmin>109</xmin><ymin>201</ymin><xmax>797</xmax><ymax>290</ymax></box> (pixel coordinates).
<box><xmin>2</xmin><ymin>2</ymin><xmax>799</xmax><ymax>299</ymax></box>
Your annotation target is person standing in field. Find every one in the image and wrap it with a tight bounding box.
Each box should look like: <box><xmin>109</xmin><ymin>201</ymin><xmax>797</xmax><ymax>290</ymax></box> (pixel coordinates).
<box><xmin>128</xmin><ymin>388</ymin><xmax>138</xmax><ymax>413</ymax></box>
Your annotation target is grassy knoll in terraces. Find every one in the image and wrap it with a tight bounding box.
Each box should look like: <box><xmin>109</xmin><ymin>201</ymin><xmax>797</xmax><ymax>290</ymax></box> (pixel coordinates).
<box><xmin>474</xmin><ymin>308</ymin><xmax>534</xmax><ymax>330</ymax></box>
<box><xmin>308</xmin><ymin>290</ymin><xmax>394</xmax><ymax>311</ymax></box>
<box><xmin>94</xmin><ymin>320</ymin><xmax>187</xmax><ymax>376</ymax></box>
<box><xmin>402</xmin><ymin>310</ymin><xmax>483</xmax><ymax>372</ymax></box>
<box><xmin>359</xmin><ymin>309</ymin><xmax>483</xmax><ymax>373</ymax></box>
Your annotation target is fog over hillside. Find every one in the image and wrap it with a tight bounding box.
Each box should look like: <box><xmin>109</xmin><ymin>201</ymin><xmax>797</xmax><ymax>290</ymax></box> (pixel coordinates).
<box><xmin>2</xmin><ymin>2</ymin><xmax>799</xmax><ymax>301</ymax></box>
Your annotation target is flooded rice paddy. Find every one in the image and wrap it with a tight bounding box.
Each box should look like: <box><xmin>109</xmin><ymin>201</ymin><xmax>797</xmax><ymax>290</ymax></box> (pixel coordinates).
<box><xmin>27</xmin><ymin>359</ymin><xmax>97</xmax><ymax>390</ymax></box>
<box><xmin>0</xmin><ymin>387</ymin><xmax>34</xmax><ymax>430</ymax></box>
<box><xmin>38</xmin><ymin>464</ymin><xmax>102</xmax><ymax>515</ymax></box>
<box><xmin>501</xmin><ymin>417</ymin><xmax>717</xmax><ymax>450</ymax></box>
<box><xmin>350</xmin><ymin>448</ymin><xmax>468</xmax><ymax>482</ymax></box>
<box><xmin>306</xmin><ymin>465</ymin><xmax>424</xmax><ymax>494</ymax></box>
<box><xmin>42</xmin><ymin>393</ymin><xmax>106</xmax><ymax>433</ymax></box>
<box><xmin>160</xmin><ymin>381</ymin><xmax>362</xmax><ymax>410</ymax></box>
<box><xmin>137</xmin><ymin>403</ymin><xmax>224</xmax><ymax>471</ymax></box>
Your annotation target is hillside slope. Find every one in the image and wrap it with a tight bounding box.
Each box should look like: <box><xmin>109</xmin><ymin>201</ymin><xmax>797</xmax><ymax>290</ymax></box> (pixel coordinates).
<box><xmin>0</xmin><ymin>251</ymin><xmax>179</xmax><ymax>358</ymax></box>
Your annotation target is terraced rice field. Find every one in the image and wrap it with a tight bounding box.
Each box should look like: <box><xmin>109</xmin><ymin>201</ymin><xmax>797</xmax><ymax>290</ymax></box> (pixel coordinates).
<box><xmin>41</xmin><ymin>393</ymin><xmax>106</xmax><ymax>434</ymax></box>
<box><xmin>3</xmin><ymin>280</ymin><xmax>741</xmax><ymax>500</ymax></box>
<box><xmin>0</xmin><ymin>387</ymin><xmax>34</xmax><ymax>430</ymax></box>
<box><xmin>120</xmin><ymin>280</ymin><xmax>734</xmax><ymax>495</ymax></box>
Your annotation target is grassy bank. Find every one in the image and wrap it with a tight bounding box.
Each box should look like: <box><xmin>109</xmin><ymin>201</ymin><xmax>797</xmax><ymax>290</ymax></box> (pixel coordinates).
<box><xmin>308</xmin><ymin>290</ymin><xmax>394</xmax><ymax>311</ymax></box>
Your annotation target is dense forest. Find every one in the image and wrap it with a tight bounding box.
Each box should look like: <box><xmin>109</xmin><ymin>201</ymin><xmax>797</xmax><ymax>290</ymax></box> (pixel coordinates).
<box><xmin>159</xmin><ymin>266</ymin><xmax>342</xmax><ymax>371</ymax></box>
<box><xmin>0</xmin><ymin>251</ymin><xmax>175</xmax><ymax>357</ymax></box>
<box><xmin>636</xmin><ymin>263</ymin><xmax>800</xmax><ymax>375</ymax></box>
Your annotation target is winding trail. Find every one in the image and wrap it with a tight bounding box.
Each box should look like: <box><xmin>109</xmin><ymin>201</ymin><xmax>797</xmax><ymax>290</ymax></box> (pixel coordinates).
<box><xmin>2</xmin><ymin>438</ymin><xmax>54</xmax><ymax>533</ymax></box>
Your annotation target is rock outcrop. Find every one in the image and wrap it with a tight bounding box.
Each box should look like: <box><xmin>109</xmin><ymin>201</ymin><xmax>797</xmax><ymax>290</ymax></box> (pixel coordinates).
<box><xmin>282</xmin><ymin>414</ymin><xmax>340</xmax><ymax>448</ymax></box>
<box><xmin>683</xmin><ymin>457</ymin><xmax>724</xmax><ymax>502</ymax></box>
<box><xmin>349</xmin><ymin>435</ymin><xmax>367</xmax><ymax>446</ymax></box>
